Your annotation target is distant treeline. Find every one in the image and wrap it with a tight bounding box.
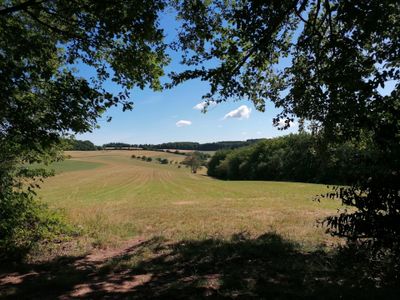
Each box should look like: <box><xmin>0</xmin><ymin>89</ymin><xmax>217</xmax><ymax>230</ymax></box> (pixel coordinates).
<box><xmin>102</xmin><ymin>139</ymin><xmax>264</xmax><ymax>151</ymax></box>
<box><xmin>66</xmin><ymin>139</ymin><xmax>264</xmax><ymax>152</ymax></box>
<box><xmin>207</xmin><ymin>133</ymin><xmax>375</xmax><ymax>185</ymax></box>
<box><xmin>102</xmin><ymin>142</ymin><xmax>140</xmax><ymax>149</ymax></box>
<box><xmin>66</xmin><ymin>139</ymin><xmax>99</xmax><ymax>151</ymax></box>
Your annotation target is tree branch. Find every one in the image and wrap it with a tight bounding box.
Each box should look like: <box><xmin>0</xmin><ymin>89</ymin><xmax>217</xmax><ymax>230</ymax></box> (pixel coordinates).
<box><xmin>230</xmin><ymin>0</ymin><xmax>303</xmax><ymax>76</ymax></box>
<box><xmin>324</xmin><ymin>0</ymin><xmax>336</xmax><ymax>57</ymax></box>
<box><xmin>0</xmin><ymin>0</ymin><xmax>47</xmax><ymax>15</ymax></box>
<box><xmin>24</xmin><ymin>9</ymin><xmax>76</xmax><ymax>38</ymax></box>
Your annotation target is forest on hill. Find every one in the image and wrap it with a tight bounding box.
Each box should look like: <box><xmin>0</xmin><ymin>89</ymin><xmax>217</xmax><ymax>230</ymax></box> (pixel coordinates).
<box><xmin>101</xmin><ymin>139</ymin><xmax>264</xmax><ymax>151</ymax></box>
<box><xmin>208</xmin><ymin>133</ymin><xmax>376</xmax><ymax>185</ymax></box>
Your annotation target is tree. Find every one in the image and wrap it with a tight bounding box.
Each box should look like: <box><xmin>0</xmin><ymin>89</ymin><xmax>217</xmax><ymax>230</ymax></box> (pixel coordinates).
<box><xmin>1</xmin><ymin>0</ymin><xmax>168</xmax><ymax>154</ymax></box>
<box><xmin>182</xmin><ymin>152</ymin><xmax>207</xmax><ymax>173</ymax></box>
<box><xmin>207</xmin><ymin>133</ymin><xmax>369</xmax><ymax>184</ymax></box>
<box><xmin>0</xmin><ymin>0</ymin><xmax>168</xmax><ymax>259</ymax></box>
<box><xmin>69</xmin><ymin>139</ymin><xmax>97</xmax><ymax>151</ymax></box>
<box><xmin>172</xmin><ymin>1</ymin><xmax>400</xmax><ymax>251</ymax></box>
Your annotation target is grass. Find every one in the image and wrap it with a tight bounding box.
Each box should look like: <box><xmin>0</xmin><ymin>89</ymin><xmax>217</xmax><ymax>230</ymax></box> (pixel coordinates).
<box><xmin>50</xmin><ymin>159</ymin><xmax>104</xmax><ymax>173</ymax></box>
<box><xmin>29</xmin><ymin>159</ymin><xmax>103</xmax><ymax>174</ymax></box>
<box><xmin>2</xmin><ymin>150</ymin><xmax>398</xmax><ymax>298</ymax></box>
<box><xmin>37</xmin><ymin>150</ymin><xmax>340</xmax><ymax>249</ymax></box>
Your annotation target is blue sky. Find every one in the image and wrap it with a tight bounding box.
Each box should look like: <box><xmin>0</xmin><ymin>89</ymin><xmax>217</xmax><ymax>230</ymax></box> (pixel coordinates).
<box><xmin>76</xmin><ymin>11</ymin><xmax>299</xmax><ymax>145</ymax></box>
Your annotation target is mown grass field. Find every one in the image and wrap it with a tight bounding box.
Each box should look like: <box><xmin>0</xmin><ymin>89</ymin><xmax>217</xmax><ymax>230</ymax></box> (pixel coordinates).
<box><xmin>38</xmin><ymin>150</ymin><xmax>340</xmax><ymax>251</ymax></box>
<box><xmin>3</xmin><ymin>150</ymin><xmax>397</xmax><ymax>299</ymax></box>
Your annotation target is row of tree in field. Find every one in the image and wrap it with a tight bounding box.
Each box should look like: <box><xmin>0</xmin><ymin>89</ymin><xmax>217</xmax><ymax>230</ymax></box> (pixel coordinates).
<box><xmin>131</xmin><ymin>155</ymin><xmax>153</xmax><ymax>162</ymax></box>
<box><xmin>131</xmin><ymin>154</ymin><xmax>171</xmax><ymax>164</ymax></box>
<box><xmin>131</xmin><ymin>152</ymin><xmax>208</xmax><ymax>173</ymax></box>
<box><xmin>207</xmin><ymin>133</ymin><xmax>376</xmax><ymax>185</ymax></box>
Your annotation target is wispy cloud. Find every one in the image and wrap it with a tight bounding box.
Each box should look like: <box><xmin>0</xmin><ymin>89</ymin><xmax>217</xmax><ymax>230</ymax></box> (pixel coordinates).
<box><xmin>193</xmin><ymin>101</ymin><xmax>216</xmax><ymax>111</ymax></box>
<box><xmin>176</xmin><ymin>120</ymin><xmax>192</xmax><ymax>127</ymax></box>
<box><xmin>224</xmin><ymin>105</ymin><xmax>251</xmax><ymax>120</ymax></box>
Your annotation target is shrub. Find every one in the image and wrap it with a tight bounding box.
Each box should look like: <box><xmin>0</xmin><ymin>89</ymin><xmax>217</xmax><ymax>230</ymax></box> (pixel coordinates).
<box><xmin>0</xmin><ymin>164</ymin><xmax>72</xmax><ymax>261</ymax></box>
<box><xmin>160</xmin><ymin>158</ymin><xmax>169</xmax><ymax>164</ymax></box>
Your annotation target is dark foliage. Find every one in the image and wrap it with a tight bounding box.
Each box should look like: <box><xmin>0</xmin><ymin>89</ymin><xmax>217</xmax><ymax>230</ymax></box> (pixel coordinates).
<box><xmin>103</xmin><ymin>143</ymin><xmax>134</xmax><ymax>149</ymax></box>
<box><xmin>103</xmin><ymin>139</ymin><xmax>264</xmax><ymax>151</ymax></box>
<box><xmin>69</xmin><ymin>140</ymin><xmax>97</xmax><ymax>151</ymax></box>
<box><xmin>207</xmin><ymin>134</ymin><xmax>372</xmax><ymax>185</ymax></box>
<box><xmin>159</xmin><ymin>158</ymin><xmax>169</xmax><ymax>164</ymax></box>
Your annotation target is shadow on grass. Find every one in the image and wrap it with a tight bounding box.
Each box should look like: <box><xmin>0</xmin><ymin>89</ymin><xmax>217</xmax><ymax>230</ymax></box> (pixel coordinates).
<box><xmin>0</xmin><ymin>232</ymin><xmax>398</xmax><ymax>299</ymax></box>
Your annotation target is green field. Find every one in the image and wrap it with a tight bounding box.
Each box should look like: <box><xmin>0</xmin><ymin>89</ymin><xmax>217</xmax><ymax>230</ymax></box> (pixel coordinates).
<box><xmin>3</xmin><ymin>151</ymin><xmax>395</xmax><ymax>299</ymax></box>
<box><xmin>40</xmin><ymin>159</ymin><xmax>104</xmax><ymax>174</ymax></box>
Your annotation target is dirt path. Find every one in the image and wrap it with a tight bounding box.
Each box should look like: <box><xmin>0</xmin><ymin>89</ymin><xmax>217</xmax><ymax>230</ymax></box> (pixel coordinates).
<box><xmin>0</xmin><ymin>238</ymin><xmax>155</xmax><ymax>299</ymax></box>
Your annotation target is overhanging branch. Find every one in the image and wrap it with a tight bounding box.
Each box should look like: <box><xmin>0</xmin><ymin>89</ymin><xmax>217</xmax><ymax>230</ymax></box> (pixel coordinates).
<box><xmin>0</xmin><ymin>0</ymin><xmax>47</xmax><ymax>15</ymax></box>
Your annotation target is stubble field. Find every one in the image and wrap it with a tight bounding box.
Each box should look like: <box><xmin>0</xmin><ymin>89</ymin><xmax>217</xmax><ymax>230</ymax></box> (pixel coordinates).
<box><xmin>5</xmin><ymin>150</ymin><xmax>379</xmax><ymax>299</ymax></box>
<box><xmin>39</xmin><ymin>150</ymin><xmax>340</xmax><ymax>251</ymax></box>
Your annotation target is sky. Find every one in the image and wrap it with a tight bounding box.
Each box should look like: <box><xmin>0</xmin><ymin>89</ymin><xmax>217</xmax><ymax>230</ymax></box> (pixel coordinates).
<box><xmin>76</xmin><ymin>11</ymin><xmax>299</xmax><ymax>146</ymax></box>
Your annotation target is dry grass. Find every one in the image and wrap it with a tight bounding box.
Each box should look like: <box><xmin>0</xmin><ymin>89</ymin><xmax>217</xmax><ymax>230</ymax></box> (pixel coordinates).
<box><xmin>3</xmin><ymin>151</ymin><xmax>395</xmax><ymax>299</ymax></box>
<box><xmin>38</xmin><ymin>150</ymin><xmax>342</xmax><ymax>253</ymax></box>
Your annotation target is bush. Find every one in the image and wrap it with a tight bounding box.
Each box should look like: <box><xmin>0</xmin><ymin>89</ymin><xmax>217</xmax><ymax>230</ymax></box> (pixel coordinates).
<box><xmin>160</xmin><ymin>158</ymin><xmax>169</xmax><ymax>164</ymax></box>
<box><xmin>0</xmin><ymin>165</ymin><xmax>72</xmax><ymax>261</ymax></box>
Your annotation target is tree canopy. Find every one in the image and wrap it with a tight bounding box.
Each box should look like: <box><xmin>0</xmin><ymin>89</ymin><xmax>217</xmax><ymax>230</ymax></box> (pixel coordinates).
<box><xmin>68</xmin><ymin>139</ymin><xmax>97</xmax><ymax>151</ymax></box>
<box><xmin>1</xmin><ymin>0</ymin><xmax>168</xmax><ymax>157</ymax></box>
<box><xmin>172</xmin><ymin>0</ymin><xmax>399</xmax><ymax>143</ymax></box>
<box><xmin>182</xmin><ymin>151</ymin><xmax>208</xmax><ymax>173</ymax></box>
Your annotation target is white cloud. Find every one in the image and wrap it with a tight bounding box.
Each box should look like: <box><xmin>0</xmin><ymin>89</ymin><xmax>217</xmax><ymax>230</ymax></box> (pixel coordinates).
<box><xmin>193</xmin><ymin>101</ymin><xmax>216</xmax><ymax>111</ymax></box>
<box><xmin>224</xmin><ymin>105</ymin><xmax>251</xmax><ymax>120</ymax></box>
<box><xmin>277</xmin><ymin>119</ymin><xmax>297</xmax><ymax>128</ymax></box>
<box><xmin>176</xmin><ymin>120</ymin><xmax>192</xmax><ymax>127</ymax></box>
